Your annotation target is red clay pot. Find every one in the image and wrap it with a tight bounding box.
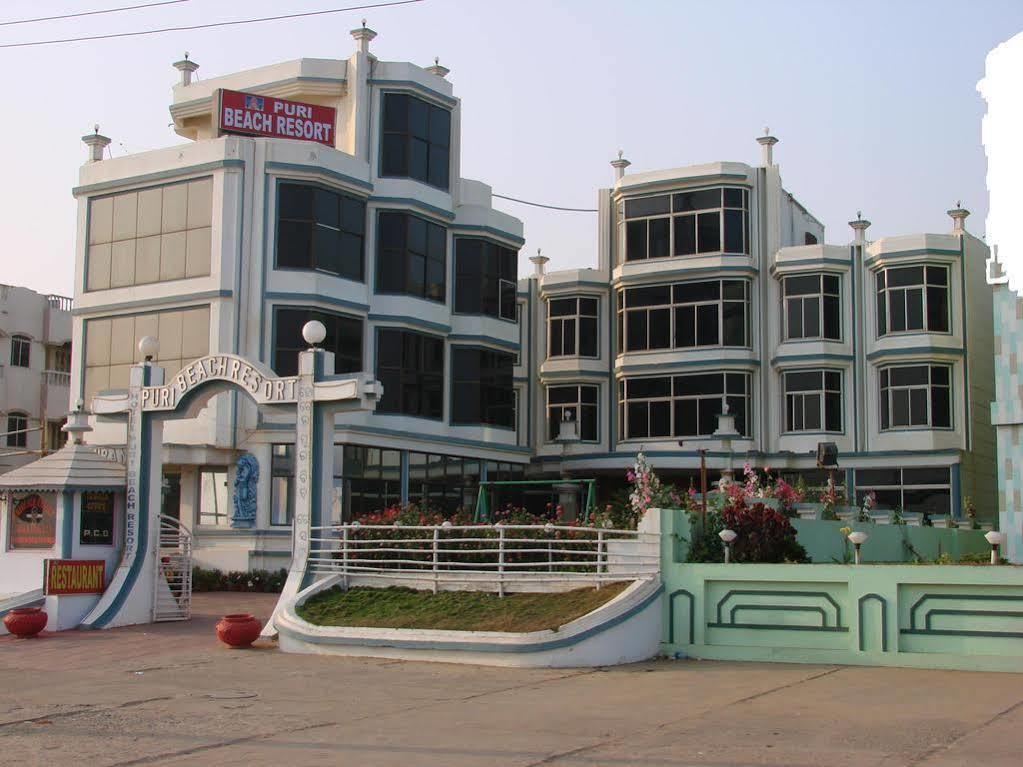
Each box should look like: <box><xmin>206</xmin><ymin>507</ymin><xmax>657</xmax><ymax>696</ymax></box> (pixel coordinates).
<box><xmin>215</xmin><ymin>613</ymin><xmax>262</xmax><ymax>648</ymax></box>
<box><xmin>4</xmin><ymin>607</ymin><xmax>48</xmax><ymax>638</ymax></box>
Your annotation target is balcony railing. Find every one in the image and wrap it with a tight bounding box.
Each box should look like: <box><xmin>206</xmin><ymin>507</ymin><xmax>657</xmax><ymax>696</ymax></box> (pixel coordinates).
<box><xmin>43</xmin><ymin>370</ymin><xmax>70</xmax><ymax>386</ymax></box>
<box><xmin>46</xmin><ymin>295</ymin><xmax>73</xmax><ymax>312</ymax></box>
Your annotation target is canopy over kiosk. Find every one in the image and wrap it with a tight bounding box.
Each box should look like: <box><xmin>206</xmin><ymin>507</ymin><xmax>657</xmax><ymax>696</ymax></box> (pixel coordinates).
<box><xmin>0</xmin><ymin>410</ymin><xmax>126</xmax><ymax>631</ymax></box>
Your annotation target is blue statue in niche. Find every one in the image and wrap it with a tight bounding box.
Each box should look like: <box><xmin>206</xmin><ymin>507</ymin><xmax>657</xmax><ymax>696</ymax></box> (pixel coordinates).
<box><xmin>231</xmin><ymin>453</ymin><xmax>259</xmax><ymax>528</ymax></box>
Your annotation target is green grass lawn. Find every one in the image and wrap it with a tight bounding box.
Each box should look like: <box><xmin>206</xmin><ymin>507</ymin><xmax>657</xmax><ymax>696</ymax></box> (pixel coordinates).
<box><xmin>296</xmin><ymin>583</ymin><xmax>630</xmax><ymax>632</ymax></box>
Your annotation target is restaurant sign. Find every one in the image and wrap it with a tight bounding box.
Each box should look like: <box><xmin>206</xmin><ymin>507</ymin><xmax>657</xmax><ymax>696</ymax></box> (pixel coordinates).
<box><xmin>218</xmin><ymin>89</ymin><xmax>336</xmax><ymax>146</ymax></box>
<box><xmin>45</xmin><ymin>559</ymin><xmax>105</xmax><ymax>595</ymax></box>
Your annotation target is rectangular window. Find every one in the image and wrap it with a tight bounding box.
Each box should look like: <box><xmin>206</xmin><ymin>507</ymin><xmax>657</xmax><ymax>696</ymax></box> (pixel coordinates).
<box><xmin>10</xmin><ymin>335</ymin><xmax>30</xmax><ymax>368</ymax></box>
<box><xmin>276</xmin><ymin>182</ymin><xmax>366</xmax><ymax>282</ymax></box>
<box><xmin>548</xmin><ymin>297</ymin><xmax>598</xmax><ymax>358</ymax></box>
<box><xmin>197</xmin><ymin>469</ymin><xmax>229</xmax><ymax>527</ymax></box>
<box><xmin>407</xmin><ymin>452</ymin><xmax>481</xmax><ymax>517</ymax></box>
<box><xmin>375</xmin><ymin>211</ymin><xmax>446</xmax><ymax>302</ymax></box>
<box><xmin>547</xmin><ymin>385</ymin><xmax>599</xmax><ymax>442</ymax></box>
<box><xmin>618</xmin><ymin>372</ymin><xmax>751</xmax><ymax>440</ymax></box>
<box><xmin>6</xmin><ymin>413</ymin><xmax>27</xmax><ymax>448</ymax></box>
<box><xmin>622</xmin><ymin>187</ymin><xmax>749</xmax><ymax>261</ymax></box>
<box><xmin>454</xmin><ymin>238</ymin><xmax>518</xmax><ymax>321</ymax></box>
<box><xmin>272</xmin><ymin>307</ymin><xmax>362</xmax><ymax>377</ymax></box>
<box><xmin>376</xmin><ymin>328</ymin><xmax>444</xmax><ymax>419</ymax></box>
<box><xmin>617</xmin><ymin>280</ymin><xmax>749</xmax><ymax>352</ymax></box>
<box><xmin>270</xmin><ymin>444</ymin><xmax>294</xmax><ymax>526</ymax></box>
<box><xmin>879</xmin><ymin>364</ymin><xmax>952</xmax><ymax>430</ymax></box>
<box><xmin>336</xmin><ymin>444</ymin><xmax>403</xmax><ymax>520</ymax></box>
<box><xmin>783</xmin><ymin>274</ymin><xmax>841</xmax><ymax>341</ymax></box>
<box><xmin>451</xmin><ymin>347</ymin><xmax>515</xmax><ymax>428</ymax></box>
<box><xmin>381</xmin><ymin>92</ymin><xmax>451</xmax><ymax>190</ymax></box>
<box><xmin>876</xmin><ymin>265</ymin><xmax>950</xmax><ymax>336</ymax></box>
<box><xmin>855</xmin><ymin>467</ymin><xmax>952</xmax><ymax>517</ymax></box>
<box><xmin>784</xmin><ymin>370</ymin><xmax>842</xmax><ymax>432</ymax></box>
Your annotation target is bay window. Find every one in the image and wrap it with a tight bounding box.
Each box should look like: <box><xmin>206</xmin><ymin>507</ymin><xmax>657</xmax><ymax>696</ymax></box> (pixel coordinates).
<box><xmin>375</xmin><ymin>211</ymin><xmax>446</xmax><ymax>302</ymax></box>
<box><xmin>376</xmin><ymin>328</ymin><xmax>444</xmax><ymax>419</ymax></box>
<box><xmin>381</xmin><ymin>92</ymin><xmax>451</xmax><ymax>190</ymax></box>
<box><xmin>784</xmin><ymin>370</ymin><xmax>842</xmax><ymax>432</ymax></box>
<box><xmin>548</xmin><ymin>297</ymin><xmax>598</xmax><ymax>358</ymax></box>
<box><xmin>276</xmin><ymin>182</ymin><xmax>365</xmax><ymax>281</ymax></box>
<box><xmin>618</xmin><ymin>372</ymin><xmax>750</xmax><ymax>440</ymax></box>
<box><xmin>876</xmin><ymin>265</ymin><xmax>950</xmax><ymax>336</ymax></box>
<box><xmin>273</xmin><ymin>307</ymin><xmax>362</xmax><ymax>377</ymax></box>
<box><xmin>783</xmin><ymin>274</ymin><xmax>841</xmax><ymax>341</ymax></box>
<box><xmin>623</xmin><ymin>187</ymin><xmax>749</xmax><ymax>261</ymax></box>
<box><xmin>454</xmin><ymin>238</ymin><xmax>518</xmax><ymax>321</ymax></box>
<box><xmin>547</xmin><ymin>385</ymin><xmax>598</xmax><ymax>442</ymax></box>
<box><xmin>879</xmin><ymin>364</ymin><xmax>952</xmax><ymax>430</ymax></box>
<box><xmin>451</xmin><ymin>347</ymin><xmax>515</xmax><ymax>428</ymax></box>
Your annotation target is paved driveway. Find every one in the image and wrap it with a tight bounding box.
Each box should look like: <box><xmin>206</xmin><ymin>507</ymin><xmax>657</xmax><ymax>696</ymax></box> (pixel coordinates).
<box><xmin>1</xmin><ymin>592</ymin><xmax>1021</xmax><ymax>766</ymax></box>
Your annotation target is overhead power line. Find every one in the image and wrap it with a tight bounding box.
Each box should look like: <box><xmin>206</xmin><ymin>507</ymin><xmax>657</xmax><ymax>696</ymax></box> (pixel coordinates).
<box><xmin>0</xmin><ymin>0</ymin><xmax>423</xmax><ymax>49</ymax></box>
<box><xmin>1</xmin><ymin>0</ymin><xmax>189</xmax><ymax>27</ymax></box>
<box><xmin>493</xmin><ymin>193</ymin><xmax>597</xmax><ymax>213</ymax></box>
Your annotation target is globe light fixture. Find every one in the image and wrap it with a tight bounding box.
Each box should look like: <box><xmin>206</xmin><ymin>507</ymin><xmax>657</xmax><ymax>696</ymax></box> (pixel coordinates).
<box><xmin>719</xmin><ymin>528</ymin><xmax>737</xmax><ymax>563</ymax></box>
<box><xmin>302</xmin><ymin>320</ymin><xmax>327</xmax><ymax>347</ymax></box>
<box><xmin>985</xmin><ymin>530</ymin><xmax>1007</xmax><ymax>565</ymax></box>
<box><xmin>847</xmin><ymin>530</ymin><xmax>869</xmax><ymax>564</ymax></box>
<box><xmin>138</xmin><ymin>335</ymin><xmax>159</xmax><ymax>362</ymax></box>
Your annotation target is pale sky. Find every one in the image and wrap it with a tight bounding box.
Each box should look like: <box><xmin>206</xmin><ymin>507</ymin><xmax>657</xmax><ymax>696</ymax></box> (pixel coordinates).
<box><xmin>2</xmin><ymin>0</ymin><xmax>1022</xmax><ymax>297</ymax></box>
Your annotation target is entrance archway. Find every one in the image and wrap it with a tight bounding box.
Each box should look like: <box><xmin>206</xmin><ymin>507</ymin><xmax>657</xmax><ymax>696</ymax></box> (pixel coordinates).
<box><xmin>80</xmin><ymin>326</ymin><xmax>381</xmax><ymax>631</ymax></box>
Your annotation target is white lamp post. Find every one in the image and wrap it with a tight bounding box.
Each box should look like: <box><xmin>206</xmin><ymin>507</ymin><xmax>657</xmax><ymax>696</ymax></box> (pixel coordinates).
<box><xmin>847</xmin><ymin>530</ymin><xmax>868</xmax><ymax>564</ymax></box>
<box><xmin>719</xmin><ymin>528</ymin><xmax>737</xmax><ymax>563</ymax></box>
<box><xmin>985</xmin><ymin>530</ymin><xmax>1006</xmax><ymax>565</ymax></box>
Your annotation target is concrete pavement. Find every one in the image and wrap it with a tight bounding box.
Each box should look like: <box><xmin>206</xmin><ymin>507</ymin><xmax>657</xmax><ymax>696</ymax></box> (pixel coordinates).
<box><xmin>1</xmin><ymin>592</ymin><xmax>1021</xmax><ymax>766</ymax></box>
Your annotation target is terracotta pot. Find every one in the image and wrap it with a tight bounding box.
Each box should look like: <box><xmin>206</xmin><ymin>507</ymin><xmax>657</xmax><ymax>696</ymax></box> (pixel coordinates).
<box><xmin>4</xmin><ymin>607</ymin><xmax>48</xmax><ymax>638</ymax></box>
<box><xmin>215</xmin><ymin>613</ymin><xmax>262</xmax><ymax>648</ymax></box>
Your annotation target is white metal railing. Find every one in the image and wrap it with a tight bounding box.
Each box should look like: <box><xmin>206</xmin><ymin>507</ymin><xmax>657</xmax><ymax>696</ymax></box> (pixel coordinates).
<box><xmin>46</xmin><ymin>294</ymin><xmax>73</xmax><ymax>312</ymax></box>
<box><xmin>154</xmin><ymin>514</ymin><xmax>192</xmax><ymax>621</ymax></box>
<box><xmin>43</xmin><ymin>370</ymin><xmax>70</xmax><ymax>386</ymax></box>
<box><xmin>308</xmin><ymin>523</ymin><xmax>659</xmax><ymax>595</ymax></box>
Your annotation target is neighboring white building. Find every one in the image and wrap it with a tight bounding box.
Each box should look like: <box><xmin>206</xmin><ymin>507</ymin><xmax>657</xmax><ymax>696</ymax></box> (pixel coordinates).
<box><xmin>0</xmin><ymin>285</ymin><xmax>73</xmax><ymax>474</ymax></box>
<box><xmin>66</xmin><ymin>28</ymin><xmax>997</xmax><ymax>573</ymax></box>
<box><xmin>524</xmin><ymin>142</ymin><xmax>996</xmax><ymax>521</ymax></box>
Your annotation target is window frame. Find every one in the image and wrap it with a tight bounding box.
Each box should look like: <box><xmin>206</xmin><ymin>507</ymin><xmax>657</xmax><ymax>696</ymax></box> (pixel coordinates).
<box><xmin>271</xmin><ymin>306</ymin><xmax>363</xmax><ymax>378</ymax></box>
<box><xmin>616</xmin><ymin>279</ymin><xmax>751</xmax><ymax>353</ymax></box>
<box><xmin>453</xmin><ymin>237</ymin><xmax>519</xmax><ymax>322</ymax></box>
<box><xmin>379</xmin><ymin>91</ymin><xmax>452</xmax><ymax>191</ymax></box>
<box><xmin>783</xmin><ymin>369</ymin><xmax>843</xmax><ymax>434</ymax></box>
<box><xmin>10</xmin><ymin>335</ymin><xmax>30</xmax><ymax>368</ymax></box>
<box><xmin>875</xmin><ymin>264</ymin><xmax>951</xmax><ymax>337</ymax></box>
<box><xmin>274</xmin><ymin>180</ymin><xmax>367</xmax><ymax>283</ymax></box>
<box><xmin>450</xmin><ymin>346</ymin><xmax>516</xmax><ymax>429</ymax></box>
<box><xmin>375</xmin><ymin>327</ymin><xmax>445</xmax><ymax>421</ymax></box>
<box><xmin>879</xmin><ymin>364</ymin><xmax>953</xmax><ymax>431</ymax></box>
<box><xmin>546</xmin><ymin>384</ymin><xmax>599</xmax><ymax>443</ymax></box>
<box><xmin>196</xmin><ymin>468</ymin><xmax>229</xmax><ymax>528</ymax></box>
<box><xmin>782</xmin><ymin>273</ymin><xmax>842</xmax><ymax>342</ymax></box>
<box><xmin>621</xmin><ymin>186</ymin><xmax>750</xmax><ymax>262</ymax></box>
<box><xmin>854</xmin><ymin>467</ymin><xmax>952</xmax><ymax>517</ymax></box>
<box><xmin>374</xmin><ymin>209</ymin><xmax>447</xmax><ymax>303</ymax></box>
<box><xmin>547</xmin><ymin>296</ymin><xmax>599</xmax><ymax>359</ymax></box>
<box><xmin>6</xmin><ymin>412</ymin><xmax>28</xmax><ymax>448</ymax></box>
<box><xmin>270</xmin><ymin>444</ymin><xmax>294</xmax><ymax>526</ymax></box>
<box><xmin>617</xmin><ymin>372</ymin><xmax>752</xmax><ymax>441</ymax></box>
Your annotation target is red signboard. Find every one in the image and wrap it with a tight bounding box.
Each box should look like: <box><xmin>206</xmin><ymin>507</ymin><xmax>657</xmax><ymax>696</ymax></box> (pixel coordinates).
<box><xmin>218</xmin><ymin>89</ymin><xmax>336</xmax><ymax>146</ymax></box>
<box><xmin>9</xmin><ymin>493</ymin><xmax>56</xmax><ymax>549</ymax></box>
<box><xmin>45</xmin><ymin>559</ymin><xmax>105</xmax><ymax>595</ymax></box>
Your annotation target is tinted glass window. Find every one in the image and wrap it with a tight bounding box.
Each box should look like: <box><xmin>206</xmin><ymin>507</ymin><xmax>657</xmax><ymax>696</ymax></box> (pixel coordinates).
<box><xmin>381</xmin><ymin>93</ymin><xmax>451</xmax><ymax>189</ymax></box>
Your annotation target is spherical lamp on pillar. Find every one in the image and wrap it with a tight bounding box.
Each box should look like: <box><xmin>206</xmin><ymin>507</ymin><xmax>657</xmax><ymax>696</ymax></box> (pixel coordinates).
<box><xmin>719</xmin><ymin>529</ymin><xmax>737</xmax><ymax>563</ymax></box>
<box><xmin>138</xmin><ymin>336</ymin><xmax>159</xmax><ymax>362</ymax></box>
<box><xmin>302</xmin><ymin>320</ymin><xmax>327</xmax><ymax>348</ymax></box>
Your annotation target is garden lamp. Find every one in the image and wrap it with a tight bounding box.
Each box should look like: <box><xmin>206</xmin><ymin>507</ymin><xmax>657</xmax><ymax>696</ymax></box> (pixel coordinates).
<box><xmin>985</xmin><ymin>530</ymin><xmax>1006</xmax><ymax>565</ymax></box>
<box><xmin>847</xmin><ymin>530</ymin><xmax>868</xmax><ymax>564</ymax></box>
<box><xmin>719</xmin><ymin>528</ymin><xmax>737</xmax><ymax>563</ymax></box>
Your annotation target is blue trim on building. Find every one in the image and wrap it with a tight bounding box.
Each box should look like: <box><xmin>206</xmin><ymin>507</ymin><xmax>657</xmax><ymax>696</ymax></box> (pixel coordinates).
<box><xmin>448</xmin><ymin>334</ymin><xmax>520</xmax><ymax>352</ymax></box>
<box><xmin>368</xmin><ymin>313</ymin><xmax>451</xmax><ymax>334</ymax></box>
<box><xmin>771</xmin><ymin>353</ymin><xmax>854</xmax><ymax>366</ymax></box>
<box><xmin>864</xmin><ymin>248</ymin><xmax>962</xmax><ymax>267</ymax></box>
<box><xmin>265</xmin><ymin>292</ymin><xmax>371</xmax><ymax>313</ymax></box>
<box><xmin>265</xmin><ymin>161</ymin><xmax>373</xmax><ymax>192</ymax></box>
<box><xmin>368</xmin><ymin>79</ymin><xmax>458</xmax><ymax>108</ymax></box>
<box><xmin>72</xmin><ymin>290</ymin><xmax>230</xmax><ymax>316</ymax></box>
<box><xmin>73</xmin><ymin>160</ymin><xmax>244</xmax><ymax>197</ymax></box>
<box><xmin>865</xmin><ymin>346</ymin><xmax>965</xmax><ymax>361</ymax></box>
<box><xmin>370</xmin><ymin>196</ymin><xmax>455</xmax><ymax>222</ymax></box>
<box><xmin>60</xmin><ymin>491</ymin><xmax>74</xmax><ymax>559</ymax></box>
<box><xmin>450</xmin><ymin>224</ymin><xmax>526</xmax><ymax>247</ymax></box>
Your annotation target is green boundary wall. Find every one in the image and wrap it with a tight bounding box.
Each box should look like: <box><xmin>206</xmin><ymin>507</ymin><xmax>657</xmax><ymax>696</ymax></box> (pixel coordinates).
<box><xmin>660</xmin><ymin>509</ymin><xmax>1023</xmax><ymax>672</ymax></box>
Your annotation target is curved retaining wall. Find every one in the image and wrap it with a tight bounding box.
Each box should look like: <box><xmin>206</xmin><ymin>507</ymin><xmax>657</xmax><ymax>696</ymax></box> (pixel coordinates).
<box><xmin>276</xmin><ymin>577</ymin><xmax>664</xmax><ymax>667</ymax></box>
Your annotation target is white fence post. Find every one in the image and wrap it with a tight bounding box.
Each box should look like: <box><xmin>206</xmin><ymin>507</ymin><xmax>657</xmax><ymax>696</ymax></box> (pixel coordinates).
<box><xmin>432</xmin><ymin>527</ymin><xmax>440</xmax><ymax>594</ymax></box>
<box><xmin>498</xmin><ymin>525</ymin><xmax>506</xmax><ymax>598</ymax></box>
<box><xmin>596</xmin><ymin>530</ymin><xmax>605</xmax><ymax>589</ymax></box>
<box><xmin>341</xmin><ymin>525</ymin><xmax>349</xmax><ymax>590</ymax></box>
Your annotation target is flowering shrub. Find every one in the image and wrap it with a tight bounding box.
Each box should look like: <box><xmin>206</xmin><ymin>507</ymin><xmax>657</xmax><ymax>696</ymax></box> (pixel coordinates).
<box><xmin>817</xmin><ymin>474</ymin><xmax>845</xmax><ymax>520</ymax></box>
<box><xmin>719</xmin><ymin>501</ymin><xmax>808</xmax><ymax>563</ymax></box>
<box><xmin>627</xmin><ymin>453</ymin><xmax>685</xmax><ymax>518</ymax></box>
<box><xmin>192</xmin><ymin>567</ymin><xmax>288</xmax><ymax>593</ymax></box>
<box><xmin>858</xmin><ymin>491</ymin><xmax>877</xmax><ymax>523</ymax></box>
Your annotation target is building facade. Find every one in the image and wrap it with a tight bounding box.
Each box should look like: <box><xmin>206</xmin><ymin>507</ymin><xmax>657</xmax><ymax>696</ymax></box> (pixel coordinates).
<box><xmin>0</xmin><ymin>285</ymin><xmax>73</xmax><ymax>474</ymax></box>
<box><xmin>522</xmin><ymin>144</ymin><xmax>995</xmax><ymax>521</ymax></box>
<box><xmin>69</xmin><ymin>29</ymin><xmax>996</xmax><ymax>571</ymax></box>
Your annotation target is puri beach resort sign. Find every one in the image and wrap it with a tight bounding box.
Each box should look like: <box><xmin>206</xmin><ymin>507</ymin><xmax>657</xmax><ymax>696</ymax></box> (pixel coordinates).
<box><xmin>141</xmin><ymin>354</ymin><xmax>299</xmax><ymax>412</ymax></box>
<box><xmin>218</xmin><ymin>89</ymin><xmax>336</xmax><ymax>147</ymax></box>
